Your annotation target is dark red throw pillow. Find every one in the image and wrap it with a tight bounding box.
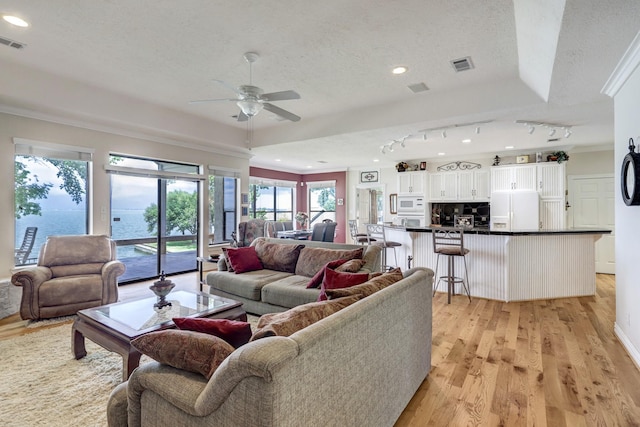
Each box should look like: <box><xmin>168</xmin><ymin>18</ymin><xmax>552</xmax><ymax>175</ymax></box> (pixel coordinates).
<box><xmin>306</xmin><ymin>258</ymin><xmax>349</xmax><ymax>289</ymax></box>
<box><xmin>223</xmin><ymin>246</ymin><xmax>263</xmax><ymax>274</ymax></box>
<box><xmin>173</xmin><ymin>317</ymin><xmax>252</xmax><ymax>348</ymax></box>
<box><xmin>318</xmin><ymin>267</ymin><xmax>370</xmax><ymax>301</ymax></box>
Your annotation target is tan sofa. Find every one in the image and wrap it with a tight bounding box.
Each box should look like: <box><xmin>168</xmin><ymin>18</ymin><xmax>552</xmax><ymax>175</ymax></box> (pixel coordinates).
<box><xmin>11</xmin><ymin>234</ymin><xmax>125</xmax><ymax>320</ymax></box>
<box><xmin>207</xmin><ymin>237</ymin><xmax>382</xmax><ymax>315</ymax></box>
<box><xmin>107</xmin><ymin>267</ymin><xmax>434</xmax><ymax>427</ymax></box>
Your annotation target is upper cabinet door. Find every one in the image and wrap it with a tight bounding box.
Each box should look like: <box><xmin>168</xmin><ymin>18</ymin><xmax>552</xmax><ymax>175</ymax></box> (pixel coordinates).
<box><xmin>457</xmin><ymin>171</ymin><xmax>474</xmax><ymax>200</ymax></box>
<box><xmin>537</xmin><ymin>163</ymin><xmax>565</xmax><ymax>198</ymax></box>
<box><xmin>398</xmin><ymin>173</ymin><xmax>413</xmax><ymax>194</ymax></box>
<box><xmin>474</xmin><ymin>170</ymin><xmax>490</xmax><ymax>200</ymax></box>
<box><xmin>513</xmin><ymin>165</ymin><xmax>537</xmax><ymax>191</ymax></box>
<box><xmin>490</xmin><ymin>167</ymin><xmax>513</xmax><ymax>192</ymax></box>
<box><xmin>398</xmin><ymin>171</ymin><xmax>426</xmax><ymax>195</ymax></box>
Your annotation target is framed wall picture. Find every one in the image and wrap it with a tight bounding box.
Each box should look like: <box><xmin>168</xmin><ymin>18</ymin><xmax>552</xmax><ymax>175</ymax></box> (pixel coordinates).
<box><xmin>241</xmin><ymin>206</ymin><xmax>249</xmax><ymax>216</ymax></box>
<box><xmin>241</xmin><ymin>193</ymin><xmax>249</xmax><ymax>205</ymax></box>
<box><xmin>360</xmin><ymin>170</ymin><xmax>379</xmax><ymax>183</ymax></box>
<box><xmin>419</xmin><ymin>161</ymin><xmax>427</xmax><ymax>170</ymax></box>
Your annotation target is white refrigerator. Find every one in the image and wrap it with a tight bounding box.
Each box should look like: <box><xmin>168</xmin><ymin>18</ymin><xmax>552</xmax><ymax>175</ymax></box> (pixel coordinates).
<box><xmin>490</xmin><ymin>191</ymin><xmax>540</xmax><ymax>231</ymax></box>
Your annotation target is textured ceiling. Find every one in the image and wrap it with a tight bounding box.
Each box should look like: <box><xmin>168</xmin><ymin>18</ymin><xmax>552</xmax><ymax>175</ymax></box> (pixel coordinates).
<box><xmin>1</xmin><ymin>0</ymin><xmax>639</xmax><ymax>173</ymax></box>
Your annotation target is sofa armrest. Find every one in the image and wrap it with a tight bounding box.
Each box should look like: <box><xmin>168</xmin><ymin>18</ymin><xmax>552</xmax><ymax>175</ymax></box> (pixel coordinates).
<box><xmin>101</xmin><ymin>260</ymin><xmax>126</xmax><ymax>303</ymax></box>
<box><xmin>126</xmin><ymin>336</ymin><xmax>299</xmax><ymax>425</ymax></box>
<box><xmin>11</xmin><ymin>266</ymin><xmax>53</xmax><ymax>320</ymax></box>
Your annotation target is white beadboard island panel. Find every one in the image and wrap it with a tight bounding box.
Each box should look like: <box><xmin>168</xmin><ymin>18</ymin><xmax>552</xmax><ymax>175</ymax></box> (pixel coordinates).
<box><xmin>386</xmin><ymin>227</ymin><xmax>608</xmax><ymax>302</ymax></box>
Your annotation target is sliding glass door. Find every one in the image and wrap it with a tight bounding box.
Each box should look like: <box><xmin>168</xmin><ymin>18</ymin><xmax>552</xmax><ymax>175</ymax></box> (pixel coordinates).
<box><xmin>109</xmin><ymin>156</ymin><xmax>200</xmax><ymax>284</ymax></box>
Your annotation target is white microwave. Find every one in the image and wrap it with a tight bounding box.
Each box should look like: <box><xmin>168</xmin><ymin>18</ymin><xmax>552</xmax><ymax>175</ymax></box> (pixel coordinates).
<box><xmin>397</xmin><ymin>196</ymin><xmax>425</xmax><ymax>214</ymax></box>
<box><xmin>398</xmin><ymin>216</ymin><xmax>427</xmax><ymax>227</ymax></box>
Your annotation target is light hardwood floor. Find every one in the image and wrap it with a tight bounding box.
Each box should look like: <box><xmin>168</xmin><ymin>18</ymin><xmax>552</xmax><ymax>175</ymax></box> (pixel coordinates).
<box><xmin>2</xmin><ymin>273</ymin><xmax>639</xmax><ymax>426</ymax></box>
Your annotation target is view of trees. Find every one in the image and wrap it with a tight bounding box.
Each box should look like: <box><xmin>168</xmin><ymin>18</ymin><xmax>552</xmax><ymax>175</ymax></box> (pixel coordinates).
<box><xmin>14</xmin><ymin>156</ymin><xmax>86</xmax><ymax>219</ymax></box>
<box><xmin>143</xmin><ymin>190</ymin><xmax>197</xmax><ymax>236</ymax></box>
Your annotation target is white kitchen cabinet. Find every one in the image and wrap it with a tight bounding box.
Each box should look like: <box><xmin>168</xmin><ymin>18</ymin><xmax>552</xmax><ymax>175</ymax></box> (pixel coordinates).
<box><xmin>537</xmin><ymin>163</ymin><xmax>565</xmax><ymax>198</ymax></box>
<box><xmin>540</xmin><ymin>198</ymin><xmax>565</xmax><ymax>230</ymax></box>
<box><xmin>490</xmin><ymin>165</ymin><xmax>537</xmax><ymax>192</ymax></box>
<box><xmin>429</xmin><ymin>172</ymin><xmax>457</xmax><ymax>201</ymax></box>
<box><xmin>458</xmin><ymin>170</ymin><xmax>489</xmax><ymax>201</ymax></box>
<box><xmin>398</xmin><ymin>171</ymin><xmax>426</xmax><ymax>195</ymax></box>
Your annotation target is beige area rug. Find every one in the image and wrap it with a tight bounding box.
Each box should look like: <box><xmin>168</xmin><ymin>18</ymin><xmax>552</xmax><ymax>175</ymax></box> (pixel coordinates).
<box><xmin>0</xmin><ymin>314</ymin><xmax>261</xmax><ymax>427</ymax></box>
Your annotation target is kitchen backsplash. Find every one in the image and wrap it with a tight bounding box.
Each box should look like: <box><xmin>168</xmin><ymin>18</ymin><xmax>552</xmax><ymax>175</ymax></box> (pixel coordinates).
<box><xmin>431</xmin><ymin>202</ymin><xmax>490</xmax><ymax>228</ymax></box>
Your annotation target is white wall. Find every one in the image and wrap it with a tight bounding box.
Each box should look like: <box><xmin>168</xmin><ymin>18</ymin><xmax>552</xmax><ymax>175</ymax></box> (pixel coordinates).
<box><xmin>604</xmin><ymin>32</ymin><xmax>640</xmax><ymax>367</ymax></box>
<box><xmin>0</xmin><ymin>113</ymin><xmax>250</xmax><ymax>280</ymax></box>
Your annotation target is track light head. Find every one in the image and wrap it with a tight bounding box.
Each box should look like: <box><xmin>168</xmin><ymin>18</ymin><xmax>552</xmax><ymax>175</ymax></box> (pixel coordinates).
<box><xmin>564</xmin><ymin>128</ymin><xmax>572</xmax><ymax>138</ymax></box>
<box><xmin>442</xmin><ymin>130</ymin><xmax>447</xmax><ymax>138</ymax></box>
<box><xmin>380</xmin><ymin>146</ymin><xmax>386</xmax><ymax>154</ymax></box>
<box><xmin>549</xmin><ymin>128</ymin><xmax>556</xmax><ymax>137</ymax></box>
<box><xmin>423</xmin><ymin>133</ymin><xmax>427</xmax><ymax>140</ymax></box>
<box><xmin>475</xmin><ymin>127</ymin><xmax>480</xmax><ymax>134</ymax></box>
<box><xmin>528</xmin><ymin>126</ymin><xmax>535</xmax><ymax>134</ymax></box>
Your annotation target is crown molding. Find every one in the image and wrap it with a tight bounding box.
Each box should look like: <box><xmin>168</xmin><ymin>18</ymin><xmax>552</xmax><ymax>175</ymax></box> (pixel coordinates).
<box><xmin>602</xmin><ymin>31</ymin><xmax>640</xmax><ymax>97</ymax></box>
<box><xmin>0</xmin><ymin>104</ymin><xmax>252</xmax><ymax>160</ymax></box>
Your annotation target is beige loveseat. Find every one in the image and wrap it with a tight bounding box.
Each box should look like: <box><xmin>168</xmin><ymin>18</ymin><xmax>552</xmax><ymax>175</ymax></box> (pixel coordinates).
<box><xmin>107</xmin><ymin>267</ymin><xmax>434</xmax><ymax>427</ymax></box>
<box><xmin>11</xmin><ymin>234</ymin><xmax>125</xmax><ymax>320</ymax></box>
<box><xmin>207</xmin><ymin>237</ymin><xmax>382</xmax><ymax>315</ymax></box>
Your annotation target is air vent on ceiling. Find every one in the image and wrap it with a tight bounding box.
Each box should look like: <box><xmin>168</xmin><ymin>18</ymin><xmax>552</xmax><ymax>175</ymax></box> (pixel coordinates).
<box><xmin>407</xmin><ymin>82</ymin><xmax>429</xmax><ymax>93</ymax></box>
<box><xmin>0</xmin><ymin>35</ymin><xmax>26</xmax><ymax>49</ymax></box>
<box><xmin>547</xmin><ymin>138</ymin><xmax>560</xmax><ymax>142</ymax></box>
<box><xmin>450</xmin><ymin>56</ymin><xmax>474</xmax><ymax>72</ymax></box>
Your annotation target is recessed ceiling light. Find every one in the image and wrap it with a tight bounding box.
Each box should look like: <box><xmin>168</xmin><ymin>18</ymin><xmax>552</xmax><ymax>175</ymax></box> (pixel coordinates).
<box><xmin>392</xmin><ymin>66</ymin><xmax>408</xmax><ymax>75</ymax></box>
<box><xmin>505</xmin><ymin>145</ymin><xmax>514</xmax><ymax>149</ymax></box>
<box><xmin>275</xmin><ymin>159</ymin><xmax>281</xmax><ymax>162</ymax></box>
<box><xmin>306</xmin><ymin>165</ymin><xmax>312</xmax><ymax>169</ymax></box>
<box><xmin>438</xmin><ymin>152</ymin><xmax>445</xmax><ymax>156</ymax></box>
<box><xmin>373</xmin><ymin>159</ymin><xmax>380</xmax><ymax>162</ymax></box>
<box><xmin>2</xmin><ymin>15</ymin><xmax>29</xmax><ymax>27</ymax></box>
<box><xmin>462</xmin><ymin>139</ymin><xmax>471</xmax><ymax>144</ymax></box>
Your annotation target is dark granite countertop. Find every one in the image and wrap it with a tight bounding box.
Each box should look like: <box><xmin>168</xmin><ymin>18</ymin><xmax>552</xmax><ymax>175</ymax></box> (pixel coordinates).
<box><xmin>396</xmin><ymin>226</ymin><xmax>612</xmax><ymax>236</ymax></box>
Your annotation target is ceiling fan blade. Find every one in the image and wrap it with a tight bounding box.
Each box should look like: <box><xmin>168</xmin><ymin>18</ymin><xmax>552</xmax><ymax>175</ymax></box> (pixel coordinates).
<box><xmin>212</xmin><ymin>79</ymin><xmax>242</xmax><ymax>95</ymax></box>
<box><xmin>237</xmin><ymin>110</ymin><xmax>249</xmax><ymax>122</ymax></box>
<box><xmin>261</xmin><ymin>90</ymin><xmax>301</xmax><ymax>102</ymax></box>
<box><xmin>263</xmin><ymin>103</ymin><xmax>301</xmax><ymax>122</ymax></box>
<box><xmin>188</xmin><ymin>98</ymin><xmax>236</xmax><ymax>104</ymax></box>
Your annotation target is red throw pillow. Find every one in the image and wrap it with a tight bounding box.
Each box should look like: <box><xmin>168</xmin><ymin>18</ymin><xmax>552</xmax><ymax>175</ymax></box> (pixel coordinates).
<box><xmin>318</xmin><ymin>267</ymin><xmax>370</xmax><ymax>301</ymax></box>
<box><xmin>173</xmin><ymin>317</ymin><xmax>252</xmax><ymax>348</ymax></box>
<box><xmin>223</xmin><ymin>246</ymin><xmax>263</xmax><ymax>274</ymax></box>
<box><xmin>306</xmin><ymin>258</ymin><xmax>349</xmax><ymax>289</ymax></box>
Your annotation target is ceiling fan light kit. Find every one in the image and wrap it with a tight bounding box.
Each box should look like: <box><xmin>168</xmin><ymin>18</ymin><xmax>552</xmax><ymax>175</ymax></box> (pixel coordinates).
<box><xmin>190</xmin><ymin>51</ymin><xmax>301</xmax><ymax>122</ymax></box>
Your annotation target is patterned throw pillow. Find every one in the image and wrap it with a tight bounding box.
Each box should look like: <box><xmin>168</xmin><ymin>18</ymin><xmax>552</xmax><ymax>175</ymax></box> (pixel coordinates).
<box><xmin>325</xmin><ymin>268</ymin><xmax>403</xmax><ymax>299</ymax></box>
<box><xmin>305</xmin><ymin>258</ymin><xmax>349</xmax><ymax>289</ymax></box>
<box><xmin>335</xmin><ymin>258</ymin><xmax>366</xmax><ymax>273</ymax></box>
<box><xmin>294</xmin><ymin>247</ymin><xmax>364</xmax><ymax>277</ymax></box>
<box><xmin>131</xmin><ymin>330</ymin><xmax>234</xmax><ymax>379</ymax></box>
<box><xmin>250</xmin><ymin>295</ymin><xmax>361</xmax><ymax>341</ymax></box>
<box><xmin>318</xmin><ymin>267</ymin><xmax>371</xmax><ymax>301</ymax></box>
<box><xmin>253</xmin><ymin>240</ymin><xmax>304</xmax><ymax>273</ymax></box>
<box><xmin>222</xmin><ymin>246</ymin><xmax>263</xmax><ymax>274</ymax></box>
<box><xmin>173</xmin><ymin>318</ymin><xmax>252</xmax><ymax>348</ymax></box>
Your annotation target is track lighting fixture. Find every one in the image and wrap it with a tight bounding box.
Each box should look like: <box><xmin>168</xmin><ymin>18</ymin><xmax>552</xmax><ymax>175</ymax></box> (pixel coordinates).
<box><xmin>549</xmin><ymin>128</ymin><xmax>556</xmax><ymax>137</ymax></box>
<box><xmin>528</xmin><ymin>125</ymin><xmax>535</xmax><ymax>134</ymax></box>
<box><xmin>475</xmin><ymin>127</ymin><xmax>480</xmax><ymax>134</ymax></box>
<box><xmin>516</xmin><ymin>120</ymin><xmax>573</xmax><ymax>139</ymax></box>
<box><xmin>442</xmin><ymin>130</ymin><xmax>447</xmax><ymax>138</ymax></box>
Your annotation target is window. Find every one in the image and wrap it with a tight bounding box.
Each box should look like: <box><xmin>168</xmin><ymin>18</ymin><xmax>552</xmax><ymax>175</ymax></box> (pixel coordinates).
<box><xmin>209</xmin><ymin>175</ymin><xmax>238</xmax><ymax>244</ymax></box>
<box><xmin>308</xmin><ymin>181</ymin><xmax>336</xmax><ymax>226</ymax></box>
<box><xmin>249</xmin><ymin>178</ymin><xmax>295</xmax><ymax>221</ymax></box>
<box><xmin>14</xmin><ymin>140</ymin><xmax>91</xmax><ymax>266</ymax></box>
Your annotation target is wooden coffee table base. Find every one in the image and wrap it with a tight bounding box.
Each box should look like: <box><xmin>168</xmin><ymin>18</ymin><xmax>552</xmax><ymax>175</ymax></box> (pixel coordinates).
<box><xmin>72</xmin><ymin>304</ymin><xmax>246</xmax><ymax>381</ymax></box>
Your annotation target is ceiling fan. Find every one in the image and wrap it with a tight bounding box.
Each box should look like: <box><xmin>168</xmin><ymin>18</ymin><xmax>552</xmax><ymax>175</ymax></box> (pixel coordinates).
<box><xmin>189</xmin><ymin>52</ymin><xmax>301</xmax><ymax>122</ymax></box>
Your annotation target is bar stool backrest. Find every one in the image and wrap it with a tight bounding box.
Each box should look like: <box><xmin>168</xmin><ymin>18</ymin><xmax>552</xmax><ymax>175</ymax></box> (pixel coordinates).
<box><xmin>365</xmin><ymin>223</ymin><xmax>387</xmax><ymax>245</ymax></box>
<box><xmin>432</xmin><ymin>228</ymin><xmax>466</xmax><ymax>256</ymax></box>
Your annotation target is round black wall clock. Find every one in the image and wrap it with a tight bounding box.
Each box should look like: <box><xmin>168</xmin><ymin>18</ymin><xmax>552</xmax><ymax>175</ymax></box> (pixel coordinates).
<box><xmin>621</xmin><ymin>138</ymin><xmax>640</xmax><ymax>206</ymax></box>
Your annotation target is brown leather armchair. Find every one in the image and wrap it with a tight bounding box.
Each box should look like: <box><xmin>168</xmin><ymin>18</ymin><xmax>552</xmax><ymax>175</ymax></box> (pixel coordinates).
<box><xmin>11</xmin><ymin>234</ymin><xmax>126</xmax><ymax>320</ymax></box>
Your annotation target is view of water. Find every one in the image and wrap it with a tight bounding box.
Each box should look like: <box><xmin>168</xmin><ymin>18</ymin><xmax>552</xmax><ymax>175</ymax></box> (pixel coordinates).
<box><xmin>16</xmin><ymin>209</ymin><xmax>183</xmax><ymax>259</ymax></box>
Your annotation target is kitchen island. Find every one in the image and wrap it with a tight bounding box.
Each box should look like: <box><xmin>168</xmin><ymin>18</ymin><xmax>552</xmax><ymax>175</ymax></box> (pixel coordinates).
<box><xmin>385</xmin><ymin>226</ymin><xmax>611</xmax><ymax>302</ymax></box>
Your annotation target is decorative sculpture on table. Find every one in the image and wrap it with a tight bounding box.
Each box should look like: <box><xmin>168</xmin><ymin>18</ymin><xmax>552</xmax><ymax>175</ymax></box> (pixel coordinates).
<box><xmin>149</xmin><ymin>271</ymin><xmax>175</xmax><ymax>309</ymax></box>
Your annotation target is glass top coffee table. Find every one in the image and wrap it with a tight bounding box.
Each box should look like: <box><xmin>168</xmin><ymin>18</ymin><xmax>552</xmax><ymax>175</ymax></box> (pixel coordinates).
<box><xmin>72</xmin><ymin>290</ymin><xmax>246</xmax><ymax>380</ymax></box>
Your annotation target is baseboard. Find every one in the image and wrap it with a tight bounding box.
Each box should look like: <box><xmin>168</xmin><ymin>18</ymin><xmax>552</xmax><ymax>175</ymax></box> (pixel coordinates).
<box><xmin>614</xmin><ymin>322</ymin><xmax>640</xmax><ymax>371</ymax></box>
